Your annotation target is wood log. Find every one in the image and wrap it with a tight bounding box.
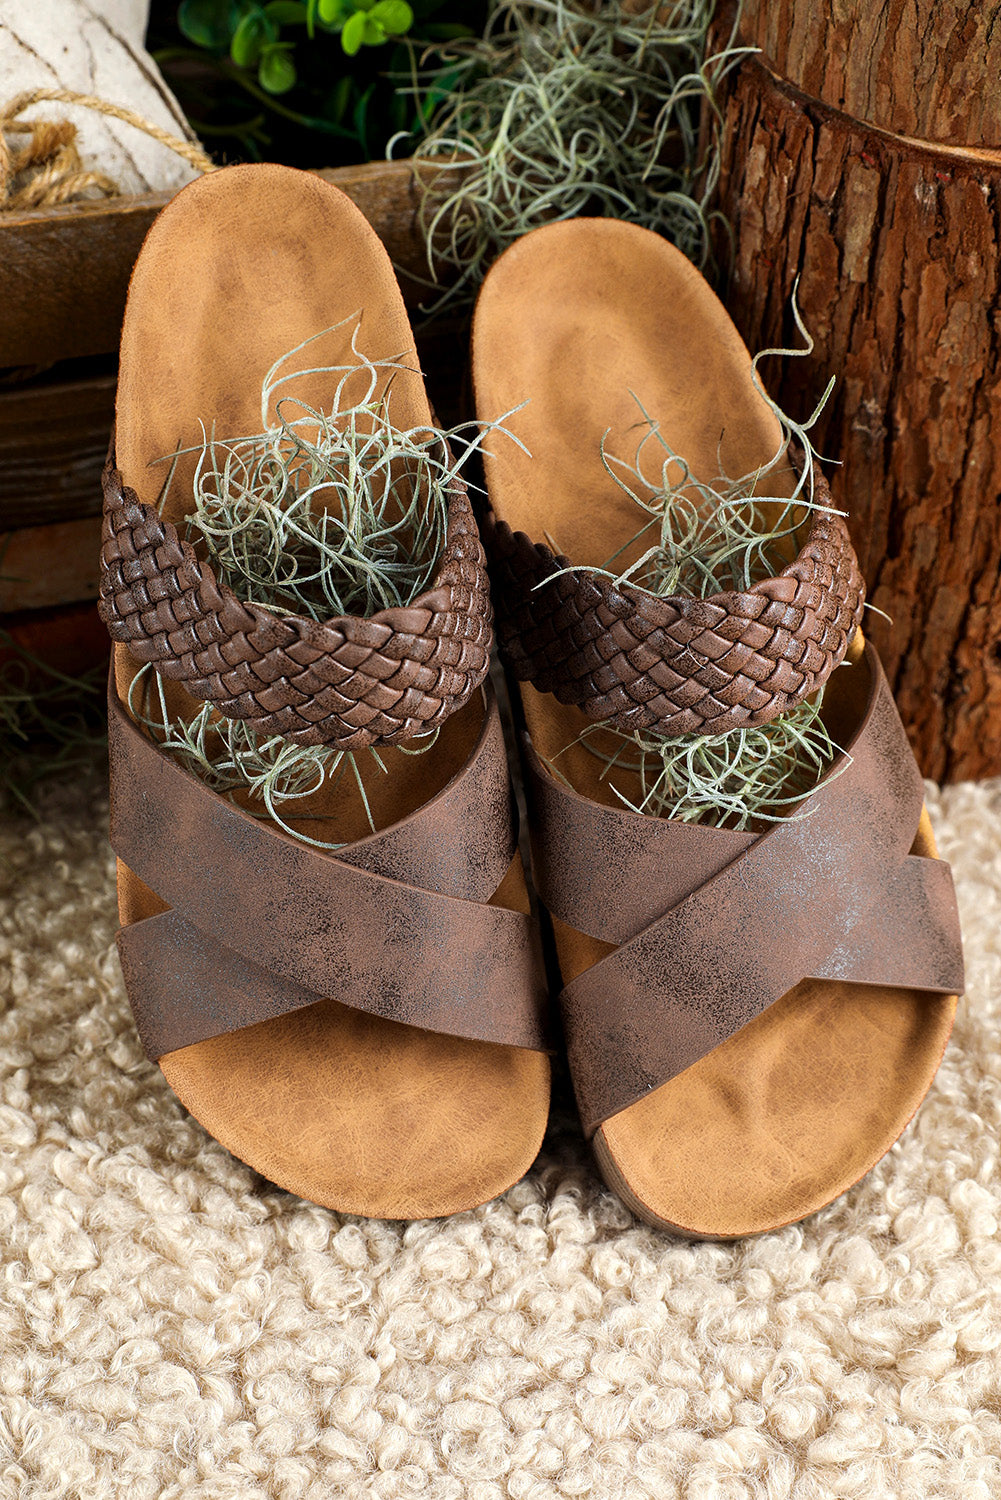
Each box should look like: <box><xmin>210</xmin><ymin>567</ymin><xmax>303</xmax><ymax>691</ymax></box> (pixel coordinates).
<box><xmin>734</xmin><ymin>0</ymin><xmax>1001</xmax><ymax>147</ymax></box>
<box><xmin>710</xmin><ymin>4</ymin><xmax>1001</xmax><ymax>783</ymax></box>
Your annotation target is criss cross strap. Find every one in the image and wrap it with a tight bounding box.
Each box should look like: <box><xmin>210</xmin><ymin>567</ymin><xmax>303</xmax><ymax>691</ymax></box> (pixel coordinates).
<box><xmin>99</xmin><ymin>455</ymin><xmax>493</xmax><ymax>751</ymax></box>
<box><xmin>109</xmin><ymin>678</ymin><xmax>552</xmax><ymax>1060</ymax></box>
<box><xmin>482</xmin><ymin>463</ymin><xmax>866</xmax><ymax>739</ymax></box>
<box><xmin>523</xmin><ymin>642</ymin><xmax>963</xmax><ymax>1135</ymax></box>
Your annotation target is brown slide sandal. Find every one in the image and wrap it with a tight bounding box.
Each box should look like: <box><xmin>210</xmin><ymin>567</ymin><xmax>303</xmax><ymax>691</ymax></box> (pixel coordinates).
<box><xmin>99</xmin><ymin>163</ymin><xmax>551</xmax><ymax>1218</ymax></box>
<box><xmin>472</xmin><ymin>218</ymin><xmax>963</xmax><ymax>1238</ymax></box>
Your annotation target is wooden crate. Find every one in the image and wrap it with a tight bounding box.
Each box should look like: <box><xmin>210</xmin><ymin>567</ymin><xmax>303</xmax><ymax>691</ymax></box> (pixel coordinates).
<box><xmin>0</xmin><ymin>161</ymin><xmax>435</xmax><ymax>371</ymax></box>
<box><xmin>0</xmin><ymin>160</ymin><xmax>457</xmax><ymax>665</ymax></box>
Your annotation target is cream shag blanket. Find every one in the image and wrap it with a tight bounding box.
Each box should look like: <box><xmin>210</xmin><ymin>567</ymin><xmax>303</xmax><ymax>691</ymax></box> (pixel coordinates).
<box><xmin>1</xmin><ymin>771</ymin><xmax>1000</xmax><ymax>1500</ymax></box>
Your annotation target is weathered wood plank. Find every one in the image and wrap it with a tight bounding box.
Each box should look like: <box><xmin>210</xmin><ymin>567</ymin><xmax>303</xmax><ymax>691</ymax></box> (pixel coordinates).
<box><xmin>0</xmin><ymin>600</ymin><xmax>109</xmax><ymax>681</ymax></box>
<box><xmin>0</xmin><ymin>370</ymin><xmax>115</xmax><ymax>528</ymax></box>
<box><xmin>0</xmin><ymin>159</ymin><xmax>431</xmax><ymax>368</ymax></box>
<box><xmin>0</xmin><ymin>515</ymin><xmax>103</xmax><ymax>611</ymax></box>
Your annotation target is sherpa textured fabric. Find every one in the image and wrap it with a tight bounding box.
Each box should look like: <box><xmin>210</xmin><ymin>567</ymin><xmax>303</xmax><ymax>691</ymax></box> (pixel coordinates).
<box><xmin>1</xmin><ymin>767</ymin><xmax>1000</xmax><ymax>1500</ymax></box>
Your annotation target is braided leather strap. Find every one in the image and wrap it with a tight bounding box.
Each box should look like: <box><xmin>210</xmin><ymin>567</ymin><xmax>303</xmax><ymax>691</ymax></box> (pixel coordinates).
<box><xmin>483</xmin><ymin>467</ymin><xmax>866</xmax><ymax>738</ymax></box>
<box><xmin>99</xmin><ymin>457</ymin><xmax>493</xmax><ymax>750</ymax></box>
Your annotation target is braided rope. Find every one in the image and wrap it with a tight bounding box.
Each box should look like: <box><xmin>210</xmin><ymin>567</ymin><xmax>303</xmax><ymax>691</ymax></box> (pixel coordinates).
<box><xmin>0</xmin><ymin>89</ymin><xmax>213</xmax><ymax>213</ymax></box>
<box><xmin>0</xmin><ymin>111</ymin><xmax>116</xmax><ymax>211</ymax></box>
<box><xmin>99</xmin><ymin>459</ymin><xmax>493</xmax><ymax>751</ymax></box>
<box><xmin>482</xmin><ymin>467</ymin><xmax>866</xmax><ymax>738</ymax></box>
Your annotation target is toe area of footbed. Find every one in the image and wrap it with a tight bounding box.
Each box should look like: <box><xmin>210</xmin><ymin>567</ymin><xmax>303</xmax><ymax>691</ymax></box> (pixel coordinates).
<box><xmin>594</xmin><ymin>975</ymin><xmax>956</xmax><ymax>1239</ymax></box>
<box><xmin>160</xmin><ymin>999</ymin><xmax>551</xmax><ymax>1219</ymax></box>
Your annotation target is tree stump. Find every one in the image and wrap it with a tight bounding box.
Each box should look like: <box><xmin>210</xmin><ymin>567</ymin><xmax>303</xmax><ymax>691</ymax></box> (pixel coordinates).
<box><xmin>710</xmin><ymin>1</ymin><xmax>1001</xmax><ymax>782</ymax></box>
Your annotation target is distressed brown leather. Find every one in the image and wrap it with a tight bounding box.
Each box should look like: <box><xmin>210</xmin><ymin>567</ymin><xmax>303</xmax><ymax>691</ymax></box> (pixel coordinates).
<box><xmin>109</xmin><ymin>676</ymin><xmax>551</xmax><ymax>1060</ymax></box>
<box><xmin>523</xmin><ymin>642</ymin><xmax>964</xmax><ymax>1136</ymax></box>
<box><xmin>482</xmin><ymin>460</ymin><xmax>866</xmax><ymax>740</ymax></box>
<box><xmin>99</xmin><ymin>457</ymin><xmax>492</xmax><ymax>751</ymax></box>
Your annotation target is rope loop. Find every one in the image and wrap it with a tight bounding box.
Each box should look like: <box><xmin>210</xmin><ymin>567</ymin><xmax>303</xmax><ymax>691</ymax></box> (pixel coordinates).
<box><xmin>0</xmin><ymin>87</ymin><xmax>214</xmax><ymax>212</ymax></box>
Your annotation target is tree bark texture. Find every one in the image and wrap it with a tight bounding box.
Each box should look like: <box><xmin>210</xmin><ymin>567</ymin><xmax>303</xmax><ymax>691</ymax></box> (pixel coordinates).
<box><xmin>711</xmin><ymin>36</ymin><xmax>1001</xmax><ymax>783</ymax></box>
<box><xmin>733</xmin><ymin>0</ymin><xmax>1001</xmax><ymax>147</ymax></box>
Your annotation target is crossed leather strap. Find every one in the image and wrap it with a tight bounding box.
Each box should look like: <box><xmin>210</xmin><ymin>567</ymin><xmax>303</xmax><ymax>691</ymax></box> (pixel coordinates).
<box><xmin>109</xmin><ymin>678</ymin><xmax>552</xmax><ymax>1061</ymax></box>
<box><xmin>522</xmin><ymin>641</ymin><xmax>964</xmax><ymax>1136</ymax></box>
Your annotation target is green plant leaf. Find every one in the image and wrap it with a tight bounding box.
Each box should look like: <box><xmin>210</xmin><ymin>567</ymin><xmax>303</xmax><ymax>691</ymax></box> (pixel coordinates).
<box><xmin>258</xmin><ymin>43</ymin><xmax>297</xmax><ymax>93</ymax></box>
<box><xmin>389</xmin><ymin>88</ymin><xmax>408</xmax><ymax>133</ymax></box>
<box><xmin>353</xmin><ymin>81</ymin><xmax>374</xmax><ymax>149</ymax></box>
<box><xmin>361</xmin><ymin>16</ymin><xmax>386</xmax><ymax>44</ymax></box>
<box><xmin>218</xmin><ymin>60</ymin><xmax>357</xmax><ymax>134</ymax></box>
<box><xmin>230</xmin><ymin>9</ymin><xmax>277</xmax><ymax>66</ymax></box>
<box><xmin>340</xmin><ymin>9</ymin><xmax>367</xmax><ymax>52</ymax></box>
<box><xmin>178</xmin><ymin>0</ymin><xmax>243</xmax><ymax>49</ymax></box>
<box><xmin>370</xmin><ymin>0</ymin><xmax>412</xmax><ymax>35</ymax></box>
<box><xmin>264</xmin><ymin>0</ymin><xmax>307</xmax><ymax>20</ymax></box>
<box><xmin>329</xmin><ymin>74</ymin><xmax>354</xmax><ymax>123</ymax></box>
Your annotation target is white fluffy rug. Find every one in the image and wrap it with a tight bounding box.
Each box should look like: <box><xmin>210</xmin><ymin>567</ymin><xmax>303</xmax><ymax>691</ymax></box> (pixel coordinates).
<box><xmin>2</xmin><ymin>769</ymin><xmax>1000</xmax><ymax>1500</ymax></box>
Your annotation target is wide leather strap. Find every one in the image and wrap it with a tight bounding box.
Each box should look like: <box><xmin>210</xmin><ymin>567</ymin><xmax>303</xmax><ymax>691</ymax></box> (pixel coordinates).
<box><xmin>482</xmin><ymin>458</ymin><xmax>866</xmax><ymax>740</ymax></box>
<box><xmin>100</xmin><ymin>454</ymin><xmax>493</xmax><ymax>750</ymax></box>
<box><xmin>109</xmin><ymin>677</ymin><xmax>552</xmax><ymax>1059</ymax></box>
<box><xmin>525</xmin><ymin>642</ymin><xmax>964</xmax><ymax>1136</ymax></box>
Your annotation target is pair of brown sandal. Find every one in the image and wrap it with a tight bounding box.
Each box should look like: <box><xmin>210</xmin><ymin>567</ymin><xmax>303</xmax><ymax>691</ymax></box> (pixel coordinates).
<box><xmin>99</xmin><ymin>165</ymin><xmax>963</xmax><ymax>1239</ymax></box>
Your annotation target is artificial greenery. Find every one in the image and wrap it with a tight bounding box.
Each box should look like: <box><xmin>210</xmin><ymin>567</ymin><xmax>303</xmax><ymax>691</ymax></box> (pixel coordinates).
<box><xmin>178</xmin><ymin>0</ymin><xmax>419</xmax><ymax>95</ymax></box>
<box><xmin>548</xmin><ymin>329</ymin><xmax>847</xmax><ymax>831</ymax></box>
<box><xmin>136</xmin><ymin>323</ymin><xmax>515</xmax><ymax>845</ymax></box>
<box><xmin>160</xmin><ymin>323</ymin><xmax>456</xmax><ymax>618</ymax></box>
<box><xmin>395</xmin><ymin>0</ymin><xmax>745</xmax><ymax>311</ymax></box>
<box><xmin>150</xmin><ymin>0</ymin><xmax>484</xmax><ymax>164</ymax></box>
<box><xmin>560</xmin><ymin>696</ymin><xmax>838</xmax><ymax>829</ymax></box>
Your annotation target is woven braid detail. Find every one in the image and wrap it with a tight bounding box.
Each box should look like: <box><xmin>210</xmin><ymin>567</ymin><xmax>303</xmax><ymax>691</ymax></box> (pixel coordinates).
<box><xmin>483</xmin><ymin>468</ymin><xmax>866</xmax><ymax>739</ymax></box>
<box><xmin>99</xmin><ymin>458</ymin><xmax>493</xmax><ymax>750</ymax></box>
